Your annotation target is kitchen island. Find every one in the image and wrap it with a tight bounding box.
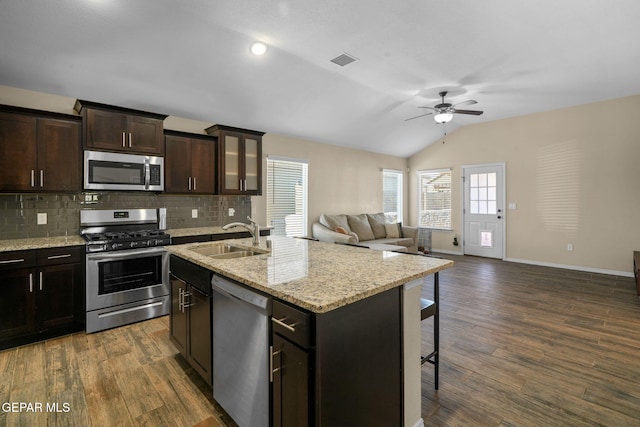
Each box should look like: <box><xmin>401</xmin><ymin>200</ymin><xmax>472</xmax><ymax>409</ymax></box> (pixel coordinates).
<box><xmin>168</xmin><ymin>235</ymin><xmax>453</xmax><ymax>427</ymax></box>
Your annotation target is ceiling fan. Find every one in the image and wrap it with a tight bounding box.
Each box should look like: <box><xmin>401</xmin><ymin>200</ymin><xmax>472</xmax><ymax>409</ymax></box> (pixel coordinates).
<box><xmin>405</xmin><ymin>91</ymin><xmax>483</xmax><ymax>123</ymax></box>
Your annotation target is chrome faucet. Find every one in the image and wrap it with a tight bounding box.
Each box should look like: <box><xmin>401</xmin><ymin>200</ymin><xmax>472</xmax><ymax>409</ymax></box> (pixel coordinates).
<box><xmin>222</xmin><ymin>216</ymin><xmax>260</xmax><ymax>245</ymax></box>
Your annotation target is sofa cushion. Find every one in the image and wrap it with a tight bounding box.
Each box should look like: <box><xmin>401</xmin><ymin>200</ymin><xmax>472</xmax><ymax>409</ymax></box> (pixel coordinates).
<box><xmin>347</xmin><ymin>214</ymin><xmax>376</xmax><ymax>241</ymax></box>
<box><xmin>320</xmin><ymin>214</ymin><xmax>351</xmax><ymax>233</ymax></box>
<box><xmin>367</xmin><ymin>213</ymin><xmax>387</xmax><ymax>239</ymax></box>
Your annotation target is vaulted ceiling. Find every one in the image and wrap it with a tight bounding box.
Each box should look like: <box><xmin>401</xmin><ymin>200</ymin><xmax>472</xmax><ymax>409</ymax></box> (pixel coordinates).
<box><xmin>2</xmin><ymin>0</ymin><xmax>640</xmax><ymax>157</ymax></box>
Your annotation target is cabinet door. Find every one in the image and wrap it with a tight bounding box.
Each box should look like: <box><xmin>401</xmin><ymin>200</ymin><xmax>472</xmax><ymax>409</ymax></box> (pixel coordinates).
<box><xmin>165</xmin><ymin>135</ymin><xmax>191</xmax><ymax>192</ymax></box>
<box><xmin>36</xmin><ymin>118</ymin><xmax>81</xmax><ymax>191</ymax></box>
<box><xmin>0</xmin><ymin>112</ymin><xmax>37</xmax><ymax>191</ymax></box>
<box><xmin>127</xmin><ymin>115</ymin><xmax>164</xmax><ymax>155</ymax></box>
<box><xmin>85</xmin><ymin>109</ymin><xmax>129</xmax><ymax>151</ymax></box>
<box><xmin>219</xmin><ymin>132</ymin><xmax>242</xmax><ymax>193</ymax></box>
<box><xmin>0</xmin><ymin>268</ymin><xmax>36</xmax><ymax>340</ymax></box>
<box><xmin>190</xmin><ymin>138</ymin><xmax>216</xmax><ymax>194</ymax></box>
<box><xmin>37</xmin><ymin>262</ymin><xmax>82</xmax><ymax>330</ymax></box>
<box><xmin>187</xmin><ymin>285</ymin><xmax>212</xmax><ymax>386</ymax></box>
<box><xmin>170</xmin><ymin>274</ymin><xmax>187</xmax><ymax>354</ymax></box>
<box><xmin>243</xmin><ymin>135</ymin><xmax>261</xmax><ymax>195</ymax></box>
<box><xmin>272</xmin><ymin>334</ymin><xmax>309</xmax><ymax>427</ymax></box>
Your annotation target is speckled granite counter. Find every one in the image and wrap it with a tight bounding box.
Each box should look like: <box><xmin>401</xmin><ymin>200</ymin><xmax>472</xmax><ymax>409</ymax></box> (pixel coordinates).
<box><xmin>167</xmin><ymin>235</ymin><xmax>454</xmax><ymax>313</ymax></box>
<box><xmin>0</xmin><ymin>235</ymin><xmax>85</xmax><ymax>252</ymax></box>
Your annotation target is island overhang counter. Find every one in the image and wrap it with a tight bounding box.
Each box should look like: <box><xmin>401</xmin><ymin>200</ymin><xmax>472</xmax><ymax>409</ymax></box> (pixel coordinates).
<box><xmin>167</xmin><ymin>235</ymin><xmax>454</xmax><ymax>427</ymax></box>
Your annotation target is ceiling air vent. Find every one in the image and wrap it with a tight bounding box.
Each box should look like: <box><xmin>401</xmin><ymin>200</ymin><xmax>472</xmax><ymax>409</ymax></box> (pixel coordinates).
<box><xmin>330</xmin><ymin>52</ymin><xmax>358</xmax><ymax>67</ymax></box>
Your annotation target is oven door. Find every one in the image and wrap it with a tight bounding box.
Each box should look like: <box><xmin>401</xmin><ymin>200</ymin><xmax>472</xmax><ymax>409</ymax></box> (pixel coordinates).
<box><xmin>86</xmin><ymin>247</ymin><xmax>169</xmax><ymax>312</ymax></box>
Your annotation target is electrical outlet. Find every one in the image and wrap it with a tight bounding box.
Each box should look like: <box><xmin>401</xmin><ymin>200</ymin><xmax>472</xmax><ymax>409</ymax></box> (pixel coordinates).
<box><xmin>567</xmin><ymin>243</ymin><xmax>573</xmax><ymax>251</ymax></box>
<box><xmin>228</xmin><ymin>208</ymin><xmax>235</xmax><ymax>217</ymax></box>
<box><xmin>37</xmin><ymin>213</ymin><xmax>47</xmax><ymax>225</ymax></box>
<box><xmin>191</xmin><ymin>209</ymin><xmax>198</xmax><ymax>219</ymax></box>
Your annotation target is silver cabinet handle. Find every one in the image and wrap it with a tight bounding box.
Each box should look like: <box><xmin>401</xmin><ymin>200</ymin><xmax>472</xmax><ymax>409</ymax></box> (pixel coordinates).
<box><xmin>178</xmin><ymin>287</ymin><xmax>184</xmax><ymax>312</ymax></box>
<box><xmin>47</xmin><ymin>254</ymin><xmax>71</xmax><ymax>260</ymax></box>
<box><xmin>188</xmin><ymin>177</ymin><xmax>191</xmax><ymax>191</ymax></box>
<box><xmin>31</xmin><ymin>170</ymin><xmax>35</xmax><ymax>187</ymax></box>
<box><xmin>29</xmin><ymin>273</ymin><xmax>33</xmax><ymax>293</ymax></box>
<box><xmin>270</xmin><ymin>346</ymin><xmax>282</xmax><ymax>382</ymax></box>
<box><xmin>39</xmin><ymin>271</ymin><xmax>43</xmax><ymax>291</ymax></box>
<box><xmin>40</xmin><ymin>170</ymin><xmax>44</xmax><ymax>188</ymax></box>
<box><xmin>272</xmin><ymin>317</ymin><xmax>296</xmax><ymax>332</ymax></box>
<box><xmin>193</xmin><ymin>177</ymin><xmax>196</xmax><ymax>191</ymax></box>
<box><xmin>128</xmin><ymin>132</ymin><xmax>132</xmax><ymax>147</ymax></box>
<box><xmin>122</xmin><ymin>132</ymin><xmax>126</xmax><ymax>148</ymax></box>
<box><xmin>0</xmin><ymin>258</ymin><xmax>25</xmax><ymax>265</ymax></box>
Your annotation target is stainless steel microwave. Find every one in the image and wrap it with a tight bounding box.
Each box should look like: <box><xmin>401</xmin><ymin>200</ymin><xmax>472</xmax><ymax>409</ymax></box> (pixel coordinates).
<box><xmin>84</xmin><ymin>150</ymin><xmax>164</xmax><ymax>191</ymax></box>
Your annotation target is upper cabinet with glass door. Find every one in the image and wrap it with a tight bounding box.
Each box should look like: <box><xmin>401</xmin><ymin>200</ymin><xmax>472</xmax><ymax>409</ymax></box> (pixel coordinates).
<box><xmin>205</xmin><ymin>125</ymin><xmax>264</xmax><ymax>195</ymax></box>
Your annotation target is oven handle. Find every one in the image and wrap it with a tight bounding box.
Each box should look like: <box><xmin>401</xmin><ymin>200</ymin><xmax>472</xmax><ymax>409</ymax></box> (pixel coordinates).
<box><xmin>87</xmin><ymin>247</ymin><xmax>167</xmax><ymax>261</ymax></box>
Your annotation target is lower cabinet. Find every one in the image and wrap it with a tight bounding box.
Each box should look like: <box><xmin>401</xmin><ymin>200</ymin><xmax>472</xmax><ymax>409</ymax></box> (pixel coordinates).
<box><xmin>169</xmin><ymin>255</ymin><xmax>212</xmax><ymax>386</ymax></box>
<box><xmin>0</xmin><ymin>246</ymin><xmax>84</xmax><ymax>350</ymax></box>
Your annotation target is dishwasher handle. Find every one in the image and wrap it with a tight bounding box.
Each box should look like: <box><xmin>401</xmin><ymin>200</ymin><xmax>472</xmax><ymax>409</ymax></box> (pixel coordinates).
<box><xmin>211</xmin><ymin>275</ymin><xmax>270</xmax><ymax>311</ymax></box>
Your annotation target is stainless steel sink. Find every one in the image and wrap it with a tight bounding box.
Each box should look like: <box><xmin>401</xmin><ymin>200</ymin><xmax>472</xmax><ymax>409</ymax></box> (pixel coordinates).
<box><xmin>191</xmin><ymin>244</ymin><xmax>260</xmax><ymax>259</ymax></box>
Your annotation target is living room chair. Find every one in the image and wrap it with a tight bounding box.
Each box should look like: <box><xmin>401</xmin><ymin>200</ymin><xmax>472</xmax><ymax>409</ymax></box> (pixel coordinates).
<box><xmin>421</xmin><ymin>273</ymin><xmax>439</xmax><ymax>390</ymax></box>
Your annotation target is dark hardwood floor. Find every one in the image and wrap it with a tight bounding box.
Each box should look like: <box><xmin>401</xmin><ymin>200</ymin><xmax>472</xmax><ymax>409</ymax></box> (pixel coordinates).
<box><xmin>421</xmin><ymin>254</ymin><xmax>640</xmax><ymax>426</ymax></box>
<box><xmin>0</xmin><ymin>254</ymin><xmax>638</xmax><ymax>426</ymax></box>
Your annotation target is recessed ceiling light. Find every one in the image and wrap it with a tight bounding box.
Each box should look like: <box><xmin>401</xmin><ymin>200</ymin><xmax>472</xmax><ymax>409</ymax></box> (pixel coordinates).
<box><xmin>250</xmin><ymin>41</ymin><xmax>268</xmax><ymax>56</ymax></box>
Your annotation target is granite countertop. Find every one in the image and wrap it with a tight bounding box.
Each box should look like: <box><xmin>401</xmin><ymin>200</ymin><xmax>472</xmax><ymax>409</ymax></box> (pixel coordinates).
<box><xmin>167</xmin><ymin>235</ymin><xmax>454</xmax><ymax>313</ymax></box>
<box><xmin>0</xmin><ymin>235</ymin><xmax>86</xmax><ymax>252</ymax></box>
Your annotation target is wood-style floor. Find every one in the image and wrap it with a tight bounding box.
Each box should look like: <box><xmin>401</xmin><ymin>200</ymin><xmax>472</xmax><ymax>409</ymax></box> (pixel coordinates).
<box><xmin>0</xmin><ymin>255</ymin><xmax>638</xmax><ymax>426</ymax></box>
<box><xmin>421</xmin><ymin>255</ymin><xmax>640</xmax><ymax>426</ymax></box>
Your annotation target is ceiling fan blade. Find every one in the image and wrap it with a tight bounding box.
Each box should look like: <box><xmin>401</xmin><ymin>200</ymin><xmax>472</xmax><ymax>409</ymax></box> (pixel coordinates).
<box><xmin>404</xmin><ymin>112</ymin><xmax>433</xmax><ymax>121</ymax></box>
<box><xmin>454</xmin><ymin>109</ymin><xmax>483</xmax><ymax>116</ymax></box>
<box><xmin>417</xmin><ymin>106</ymin><xmax>435</xmax><ymax>110</ymax></box>
<box><xmin>453</xmin><ymin>99</ymin><xmax>477</xmax><ymax>108</ymax></box>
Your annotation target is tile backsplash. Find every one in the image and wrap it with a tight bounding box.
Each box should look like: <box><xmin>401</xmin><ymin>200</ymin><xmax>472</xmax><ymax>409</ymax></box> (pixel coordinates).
<box><xmin>0</xmin><ymin>192</ymin><xmax>251</xmax><ymax>240</ymax></box>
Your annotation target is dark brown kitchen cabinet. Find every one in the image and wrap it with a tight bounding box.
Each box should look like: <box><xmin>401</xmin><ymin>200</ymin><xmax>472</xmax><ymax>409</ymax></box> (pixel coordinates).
<box><xmin>0</xmin><ymin>108</ymin><xmax>81</xmax><ymax>192</ymax></box>
<box><xmin>164</xmin><ymin>131</ymin><xmax>216</xmax><ymax>194</ymax></box>
<box><xmin>170</xmin><ymin>255</ymin><xmax>212</xmax><ymax>386</ymax></box>
<box><xmin>271</xmin><ymin>300</ymin><xmax>311</xmax><ymax>427</ymax></box>
<box><xmin>270</xmin><ymin>287</ymin><xmax>402</xmax><ymax>427</ymax></box>
<box><xmin>0</xmin><ymin>246</ymin><xmax>84</xmax><ymax>350</ymax></box>
<box><xmin>205</xmin><ymin>124</ymin><xmax>264</xmax><ymax>195</ymax></box>
<box><xmin>74</xmin><ymin>99</ymin><xmax>167</xmax><ymax>156</ymax></box>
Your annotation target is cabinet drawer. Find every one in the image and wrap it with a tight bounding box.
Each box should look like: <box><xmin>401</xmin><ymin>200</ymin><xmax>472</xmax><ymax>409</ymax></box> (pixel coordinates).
<box><xmin>37</xmin><ymin>246</ymin><xmax>84</xmax><ymax>266</ymax></box>
<box><xmin>0</xmin><ymin>250</ymin><xmax>37</xmax><ymax>271</ymax></box>
<box><xmin>272</xmin><ymin>299</ymin><xmax>311</xmax><ymax>349</ymax></box>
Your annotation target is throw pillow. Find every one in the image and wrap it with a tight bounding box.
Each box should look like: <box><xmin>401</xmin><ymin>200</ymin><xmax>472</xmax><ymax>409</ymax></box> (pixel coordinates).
<box><xmin>335</xmin><ymin>227</ymin><xmax>348</xmax><ymax>235</ymax></box>
<box><xmin>385</xmin><ymin>222</ymin><xmax>400</xmax><ymax>238</ymax></box>
<box><xmin>348</xmin><ymin>231</ymin><xmax>360</xmax><ymax>243</ymax></box>
<box><xmin>320</xmin><ymin>214</ymin><xmax>351</xmax><ymax>233</ymax></box>
<box><xmin>367</xmin><ymin>213</ymin><xmax>387</xmax><ymax>239</ymax></box>
<box><xmin>347</xmin><ymin>214</ymin><xmax>375</xmax><ymax>241</ymax></box>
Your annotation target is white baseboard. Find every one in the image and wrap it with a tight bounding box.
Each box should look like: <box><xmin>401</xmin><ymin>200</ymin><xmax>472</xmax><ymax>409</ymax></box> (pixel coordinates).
<box><xmin>505</xmin><ymin>257</ymin><xmax>634</xmax><ymax>278</ymax></box>
<box><xmin>430</xmin><ymin>248</ymin><xmax>463</xmax><ymax>256</ymax></box>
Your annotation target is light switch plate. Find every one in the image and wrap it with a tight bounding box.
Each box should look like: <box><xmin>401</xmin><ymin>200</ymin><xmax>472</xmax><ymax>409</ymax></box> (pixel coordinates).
<box><xmin>37</xmin><ymin>213</ymin><xmax>47</xmax><ymax>225</ymax></box>
<box><xmin>228</xmin><ymin>208</ymin><xmax>235</xmax><ymax>216</ymax></box>
<box><xmin>508</xmin><ymin>202</ymin><xmax>517</xmax><ymax>210</ymax></box>
<box><xmin>191</xmin><ymin>209</ymin><xmax>198</xmax><ymax>219</ymax></box>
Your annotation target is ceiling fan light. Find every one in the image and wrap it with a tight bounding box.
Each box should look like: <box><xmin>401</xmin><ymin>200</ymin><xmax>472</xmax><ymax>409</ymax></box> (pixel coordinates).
<box><xmin>434</xmin><ymin>112</ymin><xmax>453</xmax><ymax>124</ymax></box>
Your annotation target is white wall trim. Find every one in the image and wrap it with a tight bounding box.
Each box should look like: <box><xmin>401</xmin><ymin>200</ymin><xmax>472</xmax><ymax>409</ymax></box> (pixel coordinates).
<box><xmin>431</xmin><ymin>248</ymin><xmax>463</xmax><ymax>256</ymax></box>
<box><xmin>505</xmin><ymin>257</ymin><xmax>634</xmax><ymax>278</ymax></box>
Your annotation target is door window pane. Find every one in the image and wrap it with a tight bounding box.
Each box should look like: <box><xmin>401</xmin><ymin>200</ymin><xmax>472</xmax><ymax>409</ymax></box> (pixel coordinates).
<box><xmin>469</xmin><ymin>172</ymin><xmax>497</xmax><ymax>215</ymax></box>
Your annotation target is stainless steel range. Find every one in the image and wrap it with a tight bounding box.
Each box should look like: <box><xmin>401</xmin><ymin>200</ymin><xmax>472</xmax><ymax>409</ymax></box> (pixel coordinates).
<box><xmin>80</xmin><ymin>208</ymin><xmax>171</xmax><ymax>333</ymax></box>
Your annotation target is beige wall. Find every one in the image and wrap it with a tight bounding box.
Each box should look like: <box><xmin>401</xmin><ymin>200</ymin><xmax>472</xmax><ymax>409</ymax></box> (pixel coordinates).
<box><xmin>409</xmin><ymin>95</ymin><xmax>640</xmax><ymax>275</ymax></box>
<box><xmin>252</xmin><ymin>134</ymin><xmax>408</xmax><ymax>234</ymax></box>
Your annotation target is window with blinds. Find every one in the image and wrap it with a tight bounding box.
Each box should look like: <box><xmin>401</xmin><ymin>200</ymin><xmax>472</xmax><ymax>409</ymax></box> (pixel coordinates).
<box><xmin>266</xmin><ymin>156</ymin><xmax>308</xmax><ymax>237</ymax></box>
<box><xmin>382</xmin><ymin>169</ymin><xmax>403</xmax><ymax>222</ymax></box>
<box><xmin>418</xmin><ymin>169</ymin><xmax>452</xmax><ymax>230</ymax></box>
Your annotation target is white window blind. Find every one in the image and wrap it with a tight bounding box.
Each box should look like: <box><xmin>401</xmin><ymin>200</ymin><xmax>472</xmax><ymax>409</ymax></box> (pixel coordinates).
<box><xmin>418</xmin><ymin>169</ymin><xmax>452</xmax><ymax>230</ymax></box>
<box><xmin>266</xmin><ymin>156</ymin><xmax>308</xmax><ymax>237</ymax></box>
<box><xmin>382</xmin><ymin>169</ymin><xmax>403</xmax><ymax>222</ymax></box>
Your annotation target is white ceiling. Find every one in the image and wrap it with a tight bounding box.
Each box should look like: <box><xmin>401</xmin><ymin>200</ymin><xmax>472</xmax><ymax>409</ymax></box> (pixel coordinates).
<box><xmin>2</xmin><ymin>0</ymin><xmax>640</xmax><ymax>157</ymax></box>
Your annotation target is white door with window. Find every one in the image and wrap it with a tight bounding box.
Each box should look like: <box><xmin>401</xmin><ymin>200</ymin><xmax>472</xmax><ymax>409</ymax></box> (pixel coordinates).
<box><xmin>463</xmin><ymin>164</ymin><xmax>504</xmax><ymax>259</ymax></box>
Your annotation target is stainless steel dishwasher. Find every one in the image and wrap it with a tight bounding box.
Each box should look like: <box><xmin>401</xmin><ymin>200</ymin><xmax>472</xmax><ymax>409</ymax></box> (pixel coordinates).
<box><xmin>211</xmin><ymin>275</ymin><xmax>271</xmax><ymax>427</ymax></box>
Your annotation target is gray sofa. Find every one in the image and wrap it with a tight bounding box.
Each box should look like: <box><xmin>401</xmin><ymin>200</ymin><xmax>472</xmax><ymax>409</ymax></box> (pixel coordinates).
<box><xmin>312</xmin><ymin>213</ymin><xmax>418</xmax><ymax>252</ymax></box>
